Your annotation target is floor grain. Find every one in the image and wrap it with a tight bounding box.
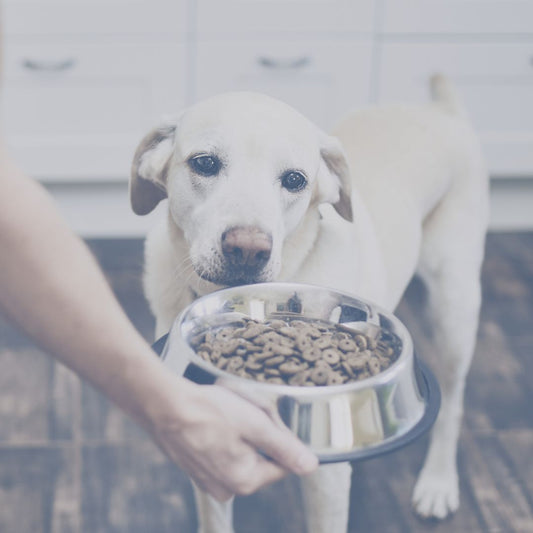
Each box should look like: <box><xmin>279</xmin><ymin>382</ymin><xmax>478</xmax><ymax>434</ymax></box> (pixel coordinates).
<box><xmin>0</xmin><ymin>233</ymin><xmax>532</xmax><ymax>533</ymax></box>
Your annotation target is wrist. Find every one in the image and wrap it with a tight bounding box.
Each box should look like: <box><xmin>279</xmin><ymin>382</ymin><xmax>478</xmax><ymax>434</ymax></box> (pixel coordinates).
<box><xmin>114</xmin><ymin>344</ymin><xmax>196</xmax><ymax>433</ymax></box>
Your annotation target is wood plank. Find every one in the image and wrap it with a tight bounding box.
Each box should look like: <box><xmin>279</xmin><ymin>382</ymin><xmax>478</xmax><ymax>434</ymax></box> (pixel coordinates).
<box><xmin>81</xmin><ymin>442</ymin><xmax>196</xmax><ymax>533</ymax></box>
<box><xmin>0</xmin><ymin>348</ymin><xmax>52</xmax><ymax>443</ymax></box>
<box><xmin>0</xmin><ymin>445</ymin><xmax>76</xmax><ymax>533</ymax></box>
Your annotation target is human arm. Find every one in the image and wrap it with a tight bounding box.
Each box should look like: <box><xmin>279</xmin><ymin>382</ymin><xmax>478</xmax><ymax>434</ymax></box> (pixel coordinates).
<box><xmin>0</xmin><ymin>143</ymin><xmax>318</xmax><ymax>500</ymax></box>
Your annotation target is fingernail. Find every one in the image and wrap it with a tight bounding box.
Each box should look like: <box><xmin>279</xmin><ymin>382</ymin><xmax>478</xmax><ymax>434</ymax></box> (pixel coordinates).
<box><xmin>296</xmin><ymin>451</ymin><xmax>318</xmax><ymax>473</ymax></box>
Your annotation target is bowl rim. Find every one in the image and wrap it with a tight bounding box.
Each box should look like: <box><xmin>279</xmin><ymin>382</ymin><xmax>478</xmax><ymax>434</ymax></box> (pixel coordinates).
<box><xmin>172</xmin><ymin>281</ymin><xmax>416</xmax><ymax>396</ymax></box>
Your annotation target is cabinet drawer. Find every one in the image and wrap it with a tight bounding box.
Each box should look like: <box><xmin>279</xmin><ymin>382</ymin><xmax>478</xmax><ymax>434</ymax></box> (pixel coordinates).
<box><xmin>382</xmin><ymin>1</ymin><xmax>533</xmax><ymax>34</ymax></box>
<box><xmin>3</xmin><ymin>0</ymin><xmax>187</xmax><ymax>37</ymax></box>
<box><xmin>377</xmin><ymin>43</ymin><xmax>533</xmax><ymax>177</ymax></box>
<box><xmin>1</xmin><ymin>42</ymin><xmax>186</xmax><ymax>181</ymax></box>
<box><xmin>197</xmin><ymin>0</ymin><xmax>375</xmax><ymax>36</ymax></box>
<box><xmin>195</xmin><ymin>40</ymin><xmax>373</xmax><ymax>130</ymax></box>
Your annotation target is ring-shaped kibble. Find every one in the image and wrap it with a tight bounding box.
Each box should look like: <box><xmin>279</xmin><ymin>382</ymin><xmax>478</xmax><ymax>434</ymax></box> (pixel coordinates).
<box><xmin>279</xmin><ymin>361</ymin><xmax>303</xmax><ymax>375</ymax></box>
<box><xmin>307</xmin><ymin>326</ymin><xmax>322</xmax><ymax>339</ymax></box>
<box><xmin>314</xmin><ymin>336</ymin><xmax>333</xmax><ymax>350</ymax></box>
<box><xmin>302</xmin><ymin>347</ymin><xmax>321</xmax><ymax>362</ymax></box>
<box><xmin>341</xmin><ymin>361</ymin><xmax>356</xmax><ymax>379</ymax></box>
<box><xmin>264</xmin><ymin>355</ymin><xmax>286</xmax><ymax>367</ymax></box>
<box><xmin>322</xmin><ymin>349</ymin><xmax>341</xmax><ymax>366</ymax></box>
<box><xmin>296</xmin><ymin>336</ymin><xmax>312</xmax><ymax>352</ymax></box>
<box><xmin>354</xmin><ymin>334</ymin><xmax>368</xmax><ymax>350</ymax></box>
<box><xmin>279</xmin><ymin>336</ymin><xmax>295</xmax><ymax>348</ymax></box>
<box><xmin>267</xmin><ymin>319</ymin><xmax>287</xmax><ymax>329</ymax></box>
<box><xmin>275</xmin><ymin>344</ymin><xmax>295</xmax><ymax>357</ymax></box>
<box><xmin>254</xmin><ymin>349</ymin><xmax>275</xmax><ymax>361</ymax></box>
<box><xmin>262</xmin><ymin>342</ymin><xmax>278</xmax><ymax>355</ymax></box>
<box><xmin>338</xmin><ymin>338</ymin><xmax>357</xmax><ymax>352</ymax></box>
<box><xmin>289</xmin><ymin>371</ymin><xmax>309</xmax><ymax>386</ymax></box>
<box><xmin>210</xmin><ymin>348</ymin><xmax>222</xmax><ymax>362</ymax></box>
<box><xmin>310</xmin><ymin>367</ymin><xmax>329</xmax><ymax>386</ymax></box>
<box><xmin>245</xmin><ymin>359</ymin><xmax>263</xmax><ymax>371</ymax></box>
<box><xmin>198</xmin><ymin>350</ymin><xmax>210</xmax><ymax>362</ymax></box>
<box><xmin>347</xmin><ymin>356</ymin><xmax>366</xmax><ymax>370</ymax></box>
<box><xmin>226</xmin><ymin>356</ymin><xmax>244</xmax><ymax>371</ymax></box>
<box><xmin>278</xmin><ymin>327</ymin><xmax>300</xmax><ymax>339</ymax></box>
<box><xmin>215</xmin><ymin>328</ymin><xmax>235</xmax><ymax>341</ymax></box>
<box><xmin>328</xmin><ymin>373</ymin><xmax>345</xmax><ymax>386</ymax></box>
<box><xmin>241</xmin><ymin>324</ymin><xmax>266</xmax><ymax>339</ymax></box>
<box><xmin>368</xmin><ymin>357</ymin><xmax>382</xmax><ymax>375</ymax></box>
<box><xmin>197</xmin><ymin>342</ymin><xmax>212</xmax><ymax>353</ymax></box>
<box><xmin>216</xmin><ymin>358</ymin><xmax>228</xmax><ymax>369</ymax></box>
<box><xmin>290</xmin><ymin>320</ymin><xmax>308</xmax><ymax>329</ymax></box>
<box><xmin>220</xmin><ymin>339</ymin><xmax>240</xmax><ymax>355</ymax></box>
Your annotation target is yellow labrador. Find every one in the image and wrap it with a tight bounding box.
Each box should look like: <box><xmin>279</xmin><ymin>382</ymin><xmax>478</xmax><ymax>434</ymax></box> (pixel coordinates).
<box><xmin>130</xmin><ymin>75</ymin><xmax>488</xmax><ymax>532</ymax></box>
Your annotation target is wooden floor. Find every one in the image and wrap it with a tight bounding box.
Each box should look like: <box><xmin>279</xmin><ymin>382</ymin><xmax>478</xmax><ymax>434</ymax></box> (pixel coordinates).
<box><xmin>1</xmin><ymin>233</ymin><xmax>532</xmax><ymax>533</ymax></box>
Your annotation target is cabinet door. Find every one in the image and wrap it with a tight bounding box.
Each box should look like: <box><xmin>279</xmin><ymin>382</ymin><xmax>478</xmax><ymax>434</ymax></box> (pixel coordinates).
<box><xmin>197</xmin><ymin>0</ymin><xmax>375</xmax><ymax>35</ymax></box>
<box><xmin>377</xmin><ymin>43</ymin><xmax>533</xmax><ymax>177</ymax></box>
<box><xmin>3</xmin><ymin>0</ymin><xmax>187</xmax><ymax>36</ymax></box>
<box><xmin>195</xmin><ymin>40</ymin><xmax>373</xmax><ymax>130</ymax></box>
<box><xmin>2</xmin><ymin>42</ymin><xmax>186</xmax><ymax>181</ymax></box>
<box><xmin>382</xmin><ymin>0</ymin><xmax>533</xmax><ymax>34</ymax></box>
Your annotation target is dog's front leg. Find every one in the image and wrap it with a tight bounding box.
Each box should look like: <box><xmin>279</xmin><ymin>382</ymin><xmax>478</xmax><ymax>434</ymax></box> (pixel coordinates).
<box><xmin>301</xmin><ymin>463</ymin><xmax>352</xmax><ymax>533</ymax></box>
<box><xmin>193</xmin><ymin>483</ymin><xmax>235</xmax><ymax>533</ymax></box>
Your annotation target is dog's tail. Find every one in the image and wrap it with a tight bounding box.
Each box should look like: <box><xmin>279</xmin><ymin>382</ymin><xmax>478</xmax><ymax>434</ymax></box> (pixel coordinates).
<box><xmin>429</xmin><ymin>74</ymin><xmax>468</xmax><ymax>118</ymax></box>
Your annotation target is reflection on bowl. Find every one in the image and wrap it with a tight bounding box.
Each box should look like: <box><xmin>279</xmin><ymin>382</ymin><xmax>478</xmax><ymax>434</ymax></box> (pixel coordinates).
<box><xmin>159</xmin><ymin>282</ymin><xmax>440</xmax><ymax>463</ymax></box>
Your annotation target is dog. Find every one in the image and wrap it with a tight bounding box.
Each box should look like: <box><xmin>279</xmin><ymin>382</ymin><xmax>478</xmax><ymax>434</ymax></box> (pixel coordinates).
<box><xmin>130</xmin><ymin>75</ymin><xmax>489</xmax><ymax>532</ymax></box>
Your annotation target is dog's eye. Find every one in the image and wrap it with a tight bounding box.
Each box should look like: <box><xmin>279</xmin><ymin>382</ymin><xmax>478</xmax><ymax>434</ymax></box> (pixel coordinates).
<box><xmin>189</xmin><ymin>155</ymin><xmax>221</xmax><ymax>176</ymax></box>
<box><xmin>281</xmin><ymin>171</ymin><xmax>307</xmax><ymax>192</ymax></box>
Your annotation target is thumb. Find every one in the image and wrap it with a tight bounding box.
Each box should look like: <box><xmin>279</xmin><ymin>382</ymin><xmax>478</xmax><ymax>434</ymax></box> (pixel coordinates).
<box><xmin>245</xmin><ymin>414</ymin><xmax>318</xmax><ymax>475</ymax></box>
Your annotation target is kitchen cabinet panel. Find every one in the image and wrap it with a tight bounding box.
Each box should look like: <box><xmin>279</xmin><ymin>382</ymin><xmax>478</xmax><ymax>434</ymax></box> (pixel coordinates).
<box><xmin>378</xmin><ymin>42</ymin><xmax>533</xmax><ymax>177</ymax></box>
<box><xmin>382</xmin><ymin>1</ymin><xmax>533</xmax><ymax>34</ymax></box>
<box><xmin>195</xmin><ymin>40</ymin><xmax>373</xmax><ymax>130</ymax></box>
<box><xmin>197</xmin><ymin>0</ymin><xmax>375</xmax><ymax>36</ymax></box>
<box><xmin>2</xmin><ymin>42</ymin><xmax>186</xmax><ymax>181</ymax></box>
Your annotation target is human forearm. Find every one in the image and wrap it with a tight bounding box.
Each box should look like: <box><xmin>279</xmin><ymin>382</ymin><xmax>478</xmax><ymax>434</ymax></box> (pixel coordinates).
<box><xmin>0</xmin><ymin>147</ymin><xmax>318</xmax><ymax>496</ymax></box>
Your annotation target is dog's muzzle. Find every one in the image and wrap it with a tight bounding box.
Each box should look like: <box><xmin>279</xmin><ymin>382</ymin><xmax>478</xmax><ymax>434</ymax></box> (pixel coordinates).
<box><xmin>216</xmin><ymin>226</ymin><xmax>273</xmax><ymax>286</ymax></box>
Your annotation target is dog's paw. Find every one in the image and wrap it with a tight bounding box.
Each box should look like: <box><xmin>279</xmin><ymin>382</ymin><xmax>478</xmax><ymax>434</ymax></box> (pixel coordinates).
<box><xmin>412</xmin><ymin>469</ymin><xmax>459</xmax><ymax>520</ymax></box>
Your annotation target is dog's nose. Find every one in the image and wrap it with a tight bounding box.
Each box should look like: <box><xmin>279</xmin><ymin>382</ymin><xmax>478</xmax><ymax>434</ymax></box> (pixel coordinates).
<box><xmin>221</xmin><ymin>226</ymin><xmax>272</xmax><ymax>270</ymax></box>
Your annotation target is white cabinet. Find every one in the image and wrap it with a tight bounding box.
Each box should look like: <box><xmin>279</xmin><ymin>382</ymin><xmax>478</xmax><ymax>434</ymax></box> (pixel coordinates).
<box><xmin>382</xmin><ymin>0</ymin><xmax>533</xmax><ymax>34</ymax></box>
<box><xmin>378</xmin><ymin>43</ymin><xmax>533</xmax><ymax>177</ymax></box>
<box><xmin>2</xmin><ymin>42</ymin><xmax>186</xmax><ymax>181</ymax></box>
<box><xmin>195</xmin><ymin>40</ymin><xmax>373</xmax><ymax>129</ymax></box>
<box><xmin>3</xmin><ymin>0</ymin><xmax>187</xmax><ymax>36</ymax></box>
<box><xmin>1</xmin><ymin>1</ymin><xmax>188</xmax><ymax>182</ymax></box>
<box><xmin>196</xmin><ymin>0</ymin><xmax>375</xmax><ymax>36</ymax></box>
<box><xmin>378</xmin><ymin>2</ymin><xmax>533</xmax><ymax>178</ymax></box>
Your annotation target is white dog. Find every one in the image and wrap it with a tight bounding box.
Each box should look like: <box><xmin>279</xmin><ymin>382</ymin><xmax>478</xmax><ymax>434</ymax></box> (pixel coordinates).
<box><xmin>130</xmin><ymin>75</ymin><xmax>488</xmax><ymax>532</ymax></box>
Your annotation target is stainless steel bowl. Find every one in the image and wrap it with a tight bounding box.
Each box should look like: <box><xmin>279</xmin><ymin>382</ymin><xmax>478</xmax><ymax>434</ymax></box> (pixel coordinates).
<box><xmin>159</xmin><ymin>282</ymin><xmax>440</xmax><ymax>463</ymax></box>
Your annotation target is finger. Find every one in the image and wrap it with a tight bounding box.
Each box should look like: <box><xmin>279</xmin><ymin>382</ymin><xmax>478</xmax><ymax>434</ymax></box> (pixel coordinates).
<box><xmin>244</xmin><ymin>416</ymin><xmax>318</xmax><ymax>475</ymax></box>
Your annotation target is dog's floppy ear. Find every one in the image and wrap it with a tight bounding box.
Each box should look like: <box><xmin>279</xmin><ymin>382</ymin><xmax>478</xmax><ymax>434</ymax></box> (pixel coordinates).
<box><xmin>130</xmin><ymin>123</ymin><xmax>176</xmax><ymax>215</ymax></box>
<box><xmin>317</xmin><ymin>134</ymin><xmax>353</xmax><ymax>222</ymax></box>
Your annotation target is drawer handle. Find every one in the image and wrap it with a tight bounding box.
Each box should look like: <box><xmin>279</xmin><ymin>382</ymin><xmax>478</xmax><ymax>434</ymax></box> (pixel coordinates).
<box><xmin>22</xmin><ymin>58</ymin><xmax>76</xmax><ymax>72</ymax></box>
<box><xmin>258</xmin><ymin>56</ymin><xmax>311</xmax><ymax>70</ymax></box>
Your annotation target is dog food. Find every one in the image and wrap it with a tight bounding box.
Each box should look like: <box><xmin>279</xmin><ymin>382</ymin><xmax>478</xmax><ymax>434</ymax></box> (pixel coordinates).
<box><xmin>188</xmin><ymin>317</ymin><xmax>401</xmax><ymax>386</ymax></box>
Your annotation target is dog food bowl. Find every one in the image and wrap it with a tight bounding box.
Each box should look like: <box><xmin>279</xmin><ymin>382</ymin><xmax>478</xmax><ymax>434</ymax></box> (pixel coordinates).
<box><xmin>157</xmin><ymin>282</ymin><xmax>440</xmax><ymax>463</ymax></box>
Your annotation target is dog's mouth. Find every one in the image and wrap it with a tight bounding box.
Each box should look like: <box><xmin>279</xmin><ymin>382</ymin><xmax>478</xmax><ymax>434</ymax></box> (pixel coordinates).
<box><xmin>194</xmin><ymin>263</ymin><xmax>273</xmax><ymax>287</ymax></box>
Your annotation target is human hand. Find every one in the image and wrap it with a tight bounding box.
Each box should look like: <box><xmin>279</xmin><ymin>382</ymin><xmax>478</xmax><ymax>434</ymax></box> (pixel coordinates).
<box><xmin>146</xmin><ymin>380</ymin><xmax>318</xmax><ymax>501</ymax></box>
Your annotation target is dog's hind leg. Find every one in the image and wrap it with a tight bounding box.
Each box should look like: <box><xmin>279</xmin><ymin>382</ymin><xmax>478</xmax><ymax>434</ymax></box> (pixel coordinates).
<box><xmin>193</xmin><ymin>484</ymin><xmax>235</xmax><ymax>533</ymax></box>
<box><xmin>411</xmin><ymin>181</ymin><xmax>488</xmax><ymax>519</ymax></box>
<box><xmin>300</xmin><ymin>463</ymin><xmax>352</xmax><ymax>533</ymax></box>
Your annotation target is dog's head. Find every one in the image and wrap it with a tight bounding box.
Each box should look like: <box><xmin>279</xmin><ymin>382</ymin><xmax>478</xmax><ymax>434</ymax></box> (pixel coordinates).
<box><xmin>131</xmin><ymin>92</ymin><xmax>353</xmax><ymax>287</ymax></box>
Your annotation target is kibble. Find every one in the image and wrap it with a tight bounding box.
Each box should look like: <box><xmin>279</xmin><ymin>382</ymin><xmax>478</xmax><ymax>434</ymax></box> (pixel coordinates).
<box><xmin>188</xmin><ymin>316</ymin><xmax>401</xmax><ymax>387</ymax></box>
